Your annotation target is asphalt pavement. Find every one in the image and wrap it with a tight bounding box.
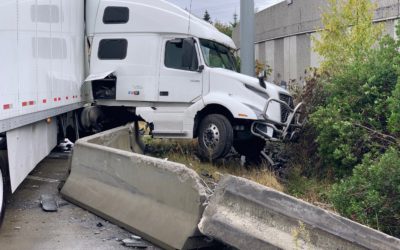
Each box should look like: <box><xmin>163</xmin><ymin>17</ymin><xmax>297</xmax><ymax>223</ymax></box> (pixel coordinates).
<box><xmin>0</xmin><ymin>151</ymin><xmax>159</xmax><ymax>250</ymax></box>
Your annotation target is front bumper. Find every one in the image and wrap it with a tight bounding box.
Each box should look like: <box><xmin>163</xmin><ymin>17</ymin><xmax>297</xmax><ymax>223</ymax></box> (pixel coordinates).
<box><xmin>251</xmin><ymin>98</ymin><xmax>304</xmax><ymax>141</ymax></box>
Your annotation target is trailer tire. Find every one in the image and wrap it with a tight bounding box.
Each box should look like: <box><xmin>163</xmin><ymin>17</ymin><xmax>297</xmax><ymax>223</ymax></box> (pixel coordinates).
<box><xmin>198</xmin><ymin>114</ymin><xmax>233</xmax><ymax>161</ymax></box>
<box><xmin>234</xmin><ymin>137</ymin><xmax>266</xmax><ymax>164</ymax></box>
<box><xmin>0</xmin><ymin>151</ymin><xmax>8</xmax><ymax>226</ymax></box>
<box><xmin>0</xmin><ymin>137</ymin><xmax>6</xmax><ymax>150</ymax></box>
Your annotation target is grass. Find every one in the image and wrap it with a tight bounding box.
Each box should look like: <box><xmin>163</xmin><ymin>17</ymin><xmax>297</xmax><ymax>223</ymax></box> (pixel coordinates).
<box><xmin>286</xmin><ymin>165</ymin><xmax>334</xmax><ymax>210</ymax></box>
<box><xmin>144</xmin><ymin>137</ymin><xmax>335</xmax><ymax>210</ymax></box>
<box><xmin>145</xmin><ymin>138</ymin><xmax>284</xmax><ymax>192</ymax></box>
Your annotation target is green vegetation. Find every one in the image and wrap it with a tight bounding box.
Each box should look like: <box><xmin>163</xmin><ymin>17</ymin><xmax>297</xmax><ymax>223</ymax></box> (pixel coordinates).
<box><xmin>201</xmin><ymin>11</ymin><xmax>238</xmax><ymax>38</ymax></box>
<box><xmin>330</xmin><ymin>148</ymin><xmax>400</xmax><ymax>237</ymax></box>
<box><xmin>295</xmin><ymin>0</ymin><xmax>400</xmax><ymax>237</ymax></box>
<box><xmin>312</xmin><ymin>0</ymin><xmax>383</xmax><ymax>75</ymax></box>
<box><xmin>214</xmin><ymin>21</ymin><xmax>233</xmax><ymax>38</ymax></box>
<box><xmin>146</xmin><ymin>138</ymin><xmax>284</xmax><ymax>192</ymax></box>
<box><xmin>310</xmin><ymin>34</ymin><xmax>400</xmax><ymax>176</ymax></box>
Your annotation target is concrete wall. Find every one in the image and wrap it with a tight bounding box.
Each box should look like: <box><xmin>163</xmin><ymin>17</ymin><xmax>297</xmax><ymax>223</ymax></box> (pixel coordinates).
<box><xmin>199</xmin><ymin>175</ymin><xmax>400</xmax><ymax>250</ymax></box>
<box><xmin>233</xmin><ymin>0</ymin><xmax>400</xmax><ymax>85</ymax></box>
<box><xmin>61</xmin><ymin>126</ymin><xmax>209</xmax><ymax>250</ymax></box>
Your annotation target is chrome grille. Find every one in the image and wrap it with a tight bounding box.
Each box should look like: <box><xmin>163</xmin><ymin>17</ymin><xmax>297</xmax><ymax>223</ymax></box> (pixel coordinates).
<box><xmin>279</xmin><ymin>93</ymin><xmax>294</xmax><ymax>123</ymax></box>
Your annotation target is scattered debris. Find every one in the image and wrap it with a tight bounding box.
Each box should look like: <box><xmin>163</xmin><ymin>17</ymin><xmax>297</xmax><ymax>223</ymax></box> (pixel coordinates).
<box><xmin>96</xmin><ymin>222</ymin><xmax>103</xmax><ymax>228</ymax></box>
<box><xmin>28</xmin><ymin>175</ymin><xmax>61</xmax><ymax>183</ymax></box>
<box><xmin>40</xmin><ymin>194</ymin><xmax>58</xmax><ymax>212</ymax></box>
<box><xmin>122</xmin><ymin>238</ymin><xmax>148</xmax><ymax>248</ymax></box>
<box><xmin>240</xmin><ymin>155</ymin><xmax>246</xmax><ymax>167</ymax></box>
<box><xmin>13</xmin><ymin>227</ymin><xmax>21</xmax><ymax>230</ymax></box>
<box><xmin>131</xmin><ymin>234</ymin><xmax>141</xmax><ymax>240</ymax></box>
<box><xmin>59</xmin><ymin>139</ymin><xmax>74</xmax><ymax>151</ymax></box>
<box><xmin>58</xmin><ymin>200</ymin><xmax>69</xmax><ymax>207</ymax></box>
<box><xmin>200</xmin><ymin>170</ymin><xmax>212</xmax><ymax>178</ymax></box>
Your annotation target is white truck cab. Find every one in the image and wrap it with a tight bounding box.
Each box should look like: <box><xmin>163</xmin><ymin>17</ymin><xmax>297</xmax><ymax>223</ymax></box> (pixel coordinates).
<box><xmin>85</xmin><ymin>0</ymin><xmax>303</xmax><ymax>160</ymax></box>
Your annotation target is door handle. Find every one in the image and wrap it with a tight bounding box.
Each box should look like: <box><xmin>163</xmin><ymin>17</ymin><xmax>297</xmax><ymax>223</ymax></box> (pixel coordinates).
<box><xmin>190</xmin><ymin>80</ymin><xmax>201</xmax><ymax>83</ymax></box>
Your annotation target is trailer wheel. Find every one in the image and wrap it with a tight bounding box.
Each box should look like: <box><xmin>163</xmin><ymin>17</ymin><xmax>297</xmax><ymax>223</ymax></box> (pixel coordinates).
<box><xmin>198</xmin><ymin>114</ymin><xmax>233</xmax><ymax>161</ymax></box>
<box><xmin>0</xmin><ymin>152</ymin><xmax>7</xmax><ymax>226</ymax></box>
<box><xmin>234</xmin><ymin>137</ymin><xmax>266</xmax><ymax>163</ymax></box>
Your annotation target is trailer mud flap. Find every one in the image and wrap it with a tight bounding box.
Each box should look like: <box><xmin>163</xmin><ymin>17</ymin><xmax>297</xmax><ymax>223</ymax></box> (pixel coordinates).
<box><xmin>198</xmin><ymin>175</ymin><xmax>400</xmax><ymax>250</ymax></box>
<box><xmin>61</xmin><ymin>126</ymin><xmax>209</xmax><ymax>250</ymax></box>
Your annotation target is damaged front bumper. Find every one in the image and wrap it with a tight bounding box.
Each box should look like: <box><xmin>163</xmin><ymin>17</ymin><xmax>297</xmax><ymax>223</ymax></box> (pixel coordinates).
<box><xmin>251</xmin><ymin>98</ymin><xmax>304</xmax><ymax>142</ymax></box>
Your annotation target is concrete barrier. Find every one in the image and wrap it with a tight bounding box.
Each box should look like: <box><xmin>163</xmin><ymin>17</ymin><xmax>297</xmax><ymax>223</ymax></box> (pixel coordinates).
<box><xmin>61</xmin><ymin>126</ymin><xmax>209</xmax><ymax>250</ymax></box>
<box><xmin>199</xmin><ymin>175</ymin><xmax>400</xmax><ymax>250</ymax></box>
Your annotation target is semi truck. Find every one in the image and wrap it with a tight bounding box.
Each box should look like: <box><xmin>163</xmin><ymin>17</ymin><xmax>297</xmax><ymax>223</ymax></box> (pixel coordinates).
<box><xmin>0</xmin><ymin>0</ymin><xmax>302</xmax><ymax>225</ymax></box>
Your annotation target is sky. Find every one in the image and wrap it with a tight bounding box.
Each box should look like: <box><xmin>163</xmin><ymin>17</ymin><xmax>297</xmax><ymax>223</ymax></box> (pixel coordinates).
<box><xmin>166</xmin><ymin>0</ymin><xmax>284</xmax><ymax>23</ymax></box>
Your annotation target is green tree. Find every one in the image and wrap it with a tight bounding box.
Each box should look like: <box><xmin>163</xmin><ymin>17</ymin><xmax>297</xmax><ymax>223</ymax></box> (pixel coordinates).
<box><xmin>313</xmin><ymin>0</ymin><xmax>383</xmax><ymax>75</ymax></box>
<box><xmin>203</xmin><ymin>10</ymin><xmax>212</xmax><ymax>23</ymax></box>
<box><xmin>297</xmin><ymin>0</ymin><xmax>400</xmax><ymax>237</ymax></box>
<box><xmin>388</xmin><ymin>26</ymin><xmax>400</xmax><ymax>135</ymax></box>
<box><xmin>311</xmin><ymin>33</ymin><xmax>400</xmax><ymax>176</ymax></box>
<box><xmin>389</xmin><ymin>81</ymin><xmax>400</xmax><ymax>134</ymax></box>
<box><xmin>214</xmin><ymin>21</ymin><xmax>233</xmax><ymax>37</ymax></box>
<box><xmin>309</xmin><ymin>0</ymin><xmax>398</xmax><ymax>176</ymax></box>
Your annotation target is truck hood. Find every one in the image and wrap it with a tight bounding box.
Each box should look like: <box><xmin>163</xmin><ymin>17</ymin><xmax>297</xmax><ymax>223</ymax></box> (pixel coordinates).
<box><xmin>208</xmin><ymin>68</ymin><xmax>290</xmax><ymax>96</ymax></box>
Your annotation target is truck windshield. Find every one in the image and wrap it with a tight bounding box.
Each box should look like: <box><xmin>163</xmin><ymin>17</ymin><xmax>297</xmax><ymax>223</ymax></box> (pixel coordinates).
<box><xmin>199</xmin><ymin>39</ymin><xmax>237</xmax><ymax>71</ymax></box>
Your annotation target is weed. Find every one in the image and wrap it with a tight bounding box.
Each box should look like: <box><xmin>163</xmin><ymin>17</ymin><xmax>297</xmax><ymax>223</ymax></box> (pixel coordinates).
<box><xmin>145</xmin><ymin>138</ymin><xmax>284</xmax><ymax>192</ymax></box>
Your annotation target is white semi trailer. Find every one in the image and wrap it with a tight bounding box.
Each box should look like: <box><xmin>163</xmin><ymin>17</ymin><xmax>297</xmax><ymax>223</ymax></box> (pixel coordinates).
<box><xmin>0</xmin><ymin>0</ymin><xmax>302</xmax><ymax>225</ymax></box>
<box><xmin>0</xmin><ymin>0</ymin><xmax>87</xmax><ymax>223</ymax></box>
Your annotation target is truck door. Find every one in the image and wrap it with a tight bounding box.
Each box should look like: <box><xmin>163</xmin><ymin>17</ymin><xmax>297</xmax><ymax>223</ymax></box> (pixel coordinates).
<box><xmin>158</xmin><ymin>38</ymin><xmax>203</xmax><ymax>103</ymax></box>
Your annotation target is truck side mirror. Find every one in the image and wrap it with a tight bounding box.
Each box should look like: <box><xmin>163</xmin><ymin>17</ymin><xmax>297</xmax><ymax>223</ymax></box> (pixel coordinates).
<box><xmin>198</xmin><ymin>65</ymin><xmax>205</xmax><ymax>73</ymax></box>
<box><xmin>182</xmin><ymin>38</ymin><xmax>197</xmax><ymax>70</ymax></box>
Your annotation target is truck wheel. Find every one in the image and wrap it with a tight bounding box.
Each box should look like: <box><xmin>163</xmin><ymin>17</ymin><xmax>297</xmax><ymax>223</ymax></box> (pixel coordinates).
<box><xmin>234</xmin><ymin>137</ymin><xmax>266</xmax><ymax>163</ymax></box>
<box><xmin>198</xmin><ymin>114</ymin><xmax>233</xmax><ymax>161</ymax></box>
<box><xmin>0</xmin><ymin>152</ymin><xmax>7</xmax><ymax>226</ymax></box>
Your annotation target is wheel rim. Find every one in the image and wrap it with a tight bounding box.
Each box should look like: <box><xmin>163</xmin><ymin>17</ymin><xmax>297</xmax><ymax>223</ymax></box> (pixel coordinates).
<box><xmin>203</xmin><ymin>123</ymin><xmax>220</xmax><ymax>150</ymax></box>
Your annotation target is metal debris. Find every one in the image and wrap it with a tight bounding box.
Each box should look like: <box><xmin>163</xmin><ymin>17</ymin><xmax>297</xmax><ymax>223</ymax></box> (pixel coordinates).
<box><xmin>122</xmin><ymin>238</ymin><xmax>148</xmax><ymax>248</ymax></box>
<box><xmin>131</xmin><ymin>234</ymin><xmax>142</xmax><ymax>240</ymax></box>
<box><xmin>40</xmin><ymin>194</ymin><xmax>58</xmax><ymax>212</ymax></box>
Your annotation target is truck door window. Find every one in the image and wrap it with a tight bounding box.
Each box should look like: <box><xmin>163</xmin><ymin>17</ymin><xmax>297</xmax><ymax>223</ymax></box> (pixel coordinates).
<box><xmin>199</xmin><ymin>39</ymin><xmax>236</xmax><ymax>71</ymax></box>
<box><xmin>98</xmin><ymin>39</ymin><xmax>128</xmax><ymax>60</ymax></box>
<box><xmin>103</xmin><ymin>6</ymin><xmax>129</xmax><ymax>24</ymax></box>
<box><xmin>165</xmin><ymin>39</ymin><xmax>198</xmax><ymax>71</ymax></box>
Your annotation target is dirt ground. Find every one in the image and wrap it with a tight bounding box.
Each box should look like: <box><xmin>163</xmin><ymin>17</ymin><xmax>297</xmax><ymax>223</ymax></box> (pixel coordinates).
<box><xmin>0</xmin><ymin>151</ymin><xmax>159</xmax><ymax>250</ymax></box>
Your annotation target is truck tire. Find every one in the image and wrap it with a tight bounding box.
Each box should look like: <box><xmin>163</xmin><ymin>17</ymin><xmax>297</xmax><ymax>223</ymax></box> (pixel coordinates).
<box><xmin>0</xmin><ymin>151</ymin><xmax>7</xmax><ymax>226</ymax></box>
<box><xmin>234</xmin><ymin>137</ymin><xmax>266</xmax><ymax>163</ymax></box>
<box><xmin>198</xmin><ymin>114</ymin><xmax>233</xmax><ymax>161</ymax></box>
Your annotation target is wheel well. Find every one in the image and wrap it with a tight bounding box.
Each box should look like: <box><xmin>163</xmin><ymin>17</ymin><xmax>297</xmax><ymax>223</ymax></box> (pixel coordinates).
<box><xmin>193</xmin><ymin>104</ymin><xmax>234</xmax><ymax>138</ymax></box>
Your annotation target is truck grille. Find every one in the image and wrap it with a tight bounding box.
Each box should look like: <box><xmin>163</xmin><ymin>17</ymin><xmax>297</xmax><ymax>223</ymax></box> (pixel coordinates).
<box><xmin>279</xmin><ymin>94</ymin><xmax>294</xmax><ymax>123</ymax></box>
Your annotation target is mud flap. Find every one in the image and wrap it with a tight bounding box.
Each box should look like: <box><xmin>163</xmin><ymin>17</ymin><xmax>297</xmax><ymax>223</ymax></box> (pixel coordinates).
<box><xmin>61</xmin><ymin>126</ymin><xmax>210</xmax><ymax>250</ymax></box>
